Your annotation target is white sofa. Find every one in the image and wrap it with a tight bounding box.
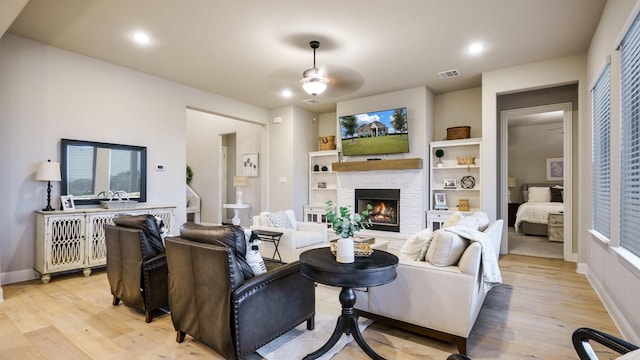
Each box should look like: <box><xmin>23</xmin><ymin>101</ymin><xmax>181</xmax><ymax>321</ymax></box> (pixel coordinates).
<box><xmin>250</xmin><ymin>210</ymin><xmax>328</xmax><ymax>263</ymax></box>
<box><xmin>354</xmin><ymin>218</ymin><xmax>504</xmax><ymax>355</ymax></box>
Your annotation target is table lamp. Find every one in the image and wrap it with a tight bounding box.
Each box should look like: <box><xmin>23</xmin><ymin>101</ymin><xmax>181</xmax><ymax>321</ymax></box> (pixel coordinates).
<box><xmin>36</xmin><ymin>159</ymin><xmax>62</xmax><ymax>211</ymax></box>
<box><xmin>233</xmin><ymin>176</ymin><xmax>248</xmax><ymax>204</ymax></box>
<box><xmin>508</xmin><ymin>176</ymin><xmax>517</xmax><ymax>203</ymax></box>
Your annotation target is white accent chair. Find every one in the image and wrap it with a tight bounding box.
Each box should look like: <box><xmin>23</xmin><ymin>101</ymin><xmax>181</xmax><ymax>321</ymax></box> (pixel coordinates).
<box><xmin>250</xmin><ymin>210</ymin><xmax>328</xmax><ymax>263</ymax></box>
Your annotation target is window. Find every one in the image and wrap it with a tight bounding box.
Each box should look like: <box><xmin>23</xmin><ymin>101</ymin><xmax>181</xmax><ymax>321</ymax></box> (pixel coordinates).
<box><xmin>620</xmin><ymin>12</ymin><xmax>640</xmax><ymax>257</ymax></box>
<box><xmin>592</xmin><ymin>65</ymin><xmax>611</xmax><ymax>238</ymax></box>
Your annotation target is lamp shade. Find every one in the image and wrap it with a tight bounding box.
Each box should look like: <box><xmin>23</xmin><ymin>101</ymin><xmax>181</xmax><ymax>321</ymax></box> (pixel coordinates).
<box><xmin>36</xmin><ymin>160</ymin><xmax>61</xmax><ymax>182</ymax></box>
<box><xmin>508</xmin><ymin>176</ymin><xmax>516</xmax><ymax>188</ymax></box>
<box><xmin>233</xmin><ymin>176</ymin><xmax>248</xmax><ymax>187</ymax></box>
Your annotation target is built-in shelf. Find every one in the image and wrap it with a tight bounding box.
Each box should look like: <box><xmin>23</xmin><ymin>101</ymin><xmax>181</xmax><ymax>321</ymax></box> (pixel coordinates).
<box><xmin>332</xmin><ymin>158</ymin><xmax>422</xmax><ymax>172</ymax></box>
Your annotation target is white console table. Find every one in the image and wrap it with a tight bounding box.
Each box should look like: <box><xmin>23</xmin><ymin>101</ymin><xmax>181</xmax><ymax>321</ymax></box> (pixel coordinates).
<box><xmin>223</xmin><ymin>203</ymin><xmax>250</xmax><ymax>225</ymax></box>
<box><xmin>35</xmin><ymin>205</ymin><xmax>175</xmax><ymax>283</ymax></box>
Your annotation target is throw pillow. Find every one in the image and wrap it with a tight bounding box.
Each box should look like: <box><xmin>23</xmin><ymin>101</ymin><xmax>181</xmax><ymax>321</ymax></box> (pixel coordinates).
<box><xmin>285</xmin><ymin>209</ymin><xmax>298</xmax><ymax>230</ymax></box>
<box><xmin>258</xmin><ymin>212</ymin><xmax>273</xmax><ymax>226</ymax></box>
<box><xmin>470</xmin><ymin>212</ymin><xmax>490</xmax><ymax>231</ymax></box>
<box><xmin>550</xmin><ymin>187</ymin><xmax>563</xmax><ymax>202</ymax></box>
<box><xmin>454</xmin><ymin>216</ymin><xmax>479</xmax><ymax>230</ymax></box>
<box><xmin>528</xmin><ymin>186</ymin><xmax>551</xmax><ymax>202</ymax></box>
<box><xmin>442</xmin><ymin>211</ymin><xmax>463</xmax><ymax>228</ymax></box>
<box><xmin>266</xmin><ymin>211</ymin><xmax>295</xmax><ymax>229</ymax></box>
<box><xmin>426</xmin><ymin>230</ymin><xmax>469</xmax><ymax>266</ymax></box>
<box><xmin>399</xmin><ymin>228</ymin><xmax>433</xmax><ymax>261</ymax></box>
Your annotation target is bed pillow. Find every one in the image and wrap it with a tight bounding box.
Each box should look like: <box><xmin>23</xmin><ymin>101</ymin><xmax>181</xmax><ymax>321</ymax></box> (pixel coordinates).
<box><xmin>528</xmin><ymin>186</ymin><xmax>551</xmax><ymax>202</ymax></box>
<box><xmin>550</xmin><ymin>187</ymin><xmax>563</xmax><ymax>202</ymax></box>
<box><xmin>426</xmin><ymin>230</ymin><xmax>469</xmax><ymax>266</ymax></box>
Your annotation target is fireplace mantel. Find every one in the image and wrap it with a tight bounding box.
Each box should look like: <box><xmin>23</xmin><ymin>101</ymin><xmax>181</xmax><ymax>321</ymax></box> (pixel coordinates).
<box><xmin>332</xmin><ymin>158</ymin><xmax>422</xmax><ymax>172</ymax></box>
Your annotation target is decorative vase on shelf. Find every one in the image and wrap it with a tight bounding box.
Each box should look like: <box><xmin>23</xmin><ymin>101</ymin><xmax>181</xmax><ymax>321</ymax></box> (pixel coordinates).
<box><xmin>336</xmin><ymin>237</ymin><xmax>355</xmax><ymax>263</ymax></box>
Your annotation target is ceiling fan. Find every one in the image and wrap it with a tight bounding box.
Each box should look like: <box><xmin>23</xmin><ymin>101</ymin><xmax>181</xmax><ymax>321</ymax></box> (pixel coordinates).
<box><xmin>264</xmin><ymin>39</ymin><xmax>364</xmax><ymax>102</ymax></box>
<box><xmin>300</xmin><ymin>40</ymin><xmax>329</xmax><ymax>96</ymax></box>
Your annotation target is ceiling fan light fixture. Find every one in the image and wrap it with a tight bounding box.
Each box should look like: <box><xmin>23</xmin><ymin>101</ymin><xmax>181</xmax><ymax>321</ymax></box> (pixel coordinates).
<box><xmin>301</xmin><ymin>75</ymin><xmax>328</xmax><ymax>96</ymax></box>
<box><xmin>301</xmin><ymin>40</ymin><xmax>329</xmax><ymax>96</ymax></box>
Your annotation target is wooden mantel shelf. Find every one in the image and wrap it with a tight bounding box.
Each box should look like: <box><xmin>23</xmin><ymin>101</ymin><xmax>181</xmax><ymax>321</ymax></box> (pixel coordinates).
<box><xmin>332</xmin><ymin>158</ymin><xmax>422</xmax><ymax>172</ymax></box>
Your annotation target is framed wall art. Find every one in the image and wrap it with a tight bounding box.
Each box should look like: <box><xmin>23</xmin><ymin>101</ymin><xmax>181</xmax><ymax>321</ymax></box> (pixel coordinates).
<box><xmin>242</xmin><ymin>153</ymin><xmax>259</xmax><ymax>177</ymax></box>
<box><xmin>546</xmin><ymin>158</ymin><xmax>564</xmax><ymax>181</ymax></box>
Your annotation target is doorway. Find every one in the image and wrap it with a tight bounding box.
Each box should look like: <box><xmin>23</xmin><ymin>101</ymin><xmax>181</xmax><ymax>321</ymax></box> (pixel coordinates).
<box><xmin>221</xmin><ymin>133</ymin><xmax>236</xmax><ymax>223</ymax></box>
<box><xmin>499</xmin><ymin>103</ymin><xmax>573</xmax><ymax>261</ymax></box>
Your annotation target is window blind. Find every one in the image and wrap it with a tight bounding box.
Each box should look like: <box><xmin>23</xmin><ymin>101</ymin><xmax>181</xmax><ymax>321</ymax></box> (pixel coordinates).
<box><xmin>592</xmin><ymin>65</ymin><xmax>611</xmax><ymax>238</ymax></box>
<box><xmin>620</xmin><ymin>12</ymin><xmax>640</xmax><ymax>257</ymax></box>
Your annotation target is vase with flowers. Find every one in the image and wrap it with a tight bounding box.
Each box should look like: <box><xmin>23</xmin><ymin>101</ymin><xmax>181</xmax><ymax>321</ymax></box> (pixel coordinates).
<box><xmin>325</xmin><ymin>200</ymin><xmax>373</xmax><ymax>263</ymax></box>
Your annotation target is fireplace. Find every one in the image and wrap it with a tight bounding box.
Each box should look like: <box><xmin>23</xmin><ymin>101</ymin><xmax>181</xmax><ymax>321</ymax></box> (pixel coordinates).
<box><xmin>355</xmin><ymin>189</ymin><xmax>400</xmax><ymax>232</ymax></box>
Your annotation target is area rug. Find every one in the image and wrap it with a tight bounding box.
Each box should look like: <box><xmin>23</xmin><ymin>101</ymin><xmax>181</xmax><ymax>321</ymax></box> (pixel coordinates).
<box><xmin>256</xmin><ymin>293</ymin><xmax>373</xmax><ymax>360</ymax></box>
<box><xmin>508</xmin><ymin>227</ymin><xmax>563</xmax><ymax>259</ymax></box>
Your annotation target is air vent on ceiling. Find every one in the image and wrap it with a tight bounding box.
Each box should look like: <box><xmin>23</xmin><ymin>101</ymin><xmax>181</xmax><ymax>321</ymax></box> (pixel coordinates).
<box><xmin>303</xmin><ymin>98</ymin><xmax>320</xmax><ymax>104</ymax></box>
<box><xmin>438</xmin><ymin>69</ymin><xmax>461</xmax><ymax>79</ymax></box>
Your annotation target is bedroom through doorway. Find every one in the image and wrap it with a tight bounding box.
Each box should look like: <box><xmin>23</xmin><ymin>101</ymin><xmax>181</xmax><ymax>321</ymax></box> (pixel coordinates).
<box><xmin>499</xmin><ymin>102</ymin><xmax>573</xmax><ymax>260</ymax></box>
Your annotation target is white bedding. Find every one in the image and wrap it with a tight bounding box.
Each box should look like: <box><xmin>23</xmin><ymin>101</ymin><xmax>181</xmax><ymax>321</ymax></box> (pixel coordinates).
<box><xmin>514</xmin><ymin>202</ymin><xmax>564</xmax><ymax>232</ymax></box>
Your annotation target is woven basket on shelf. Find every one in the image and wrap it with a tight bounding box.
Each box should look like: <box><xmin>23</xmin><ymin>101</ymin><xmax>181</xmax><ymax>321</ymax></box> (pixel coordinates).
<box><xmin>319</xmin><ymin>135</ymin><xmax>336</xmax><ymax>150</ymax></box>
<box><xmin>446</xmin><ymin>126</ymin><xmax>471</xmax><ymax>140</ymax></box>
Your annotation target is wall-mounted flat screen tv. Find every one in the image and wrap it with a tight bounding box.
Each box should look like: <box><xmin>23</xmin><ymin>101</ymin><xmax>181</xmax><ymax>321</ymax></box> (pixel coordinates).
<box><xmin>339</xmin><ymin>107</ymin><xmax>409</xmax><ymax>157</ymax></box>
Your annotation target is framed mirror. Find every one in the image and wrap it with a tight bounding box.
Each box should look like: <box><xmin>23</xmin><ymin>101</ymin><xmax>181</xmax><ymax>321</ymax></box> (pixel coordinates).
<box><xmin>60</xmin><ymin>138</ymin><xmax>147</xmax><ymax>205</ymax></box>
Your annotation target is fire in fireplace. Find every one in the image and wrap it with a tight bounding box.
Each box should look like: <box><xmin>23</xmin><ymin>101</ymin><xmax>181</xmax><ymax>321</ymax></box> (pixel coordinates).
<box><xmin>355</xmin><ymin>189</ymin><xmax>400</xmax><ymax>232</ymax></box>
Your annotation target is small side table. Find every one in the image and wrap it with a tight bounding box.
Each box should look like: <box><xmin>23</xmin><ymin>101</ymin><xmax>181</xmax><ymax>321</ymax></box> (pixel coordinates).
<box><xmin>222</xmin><ymin>203</ymin><xmax>250</xmax><ymax>225</ymax></box>
<box><xmin>300</xmin><ymin>248</ymin><xmax>398</xmax><ymax>360</ymax></box>
<box><xmin>251</xmin><ymin>229</ymin><xmax>284</xmax><ymax>262</ymax></box>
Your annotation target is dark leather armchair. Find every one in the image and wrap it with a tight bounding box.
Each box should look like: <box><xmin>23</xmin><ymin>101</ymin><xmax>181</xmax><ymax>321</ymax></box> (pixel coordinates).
<box><xmin>165</xmin><ymin>223</ymin><xmax>315</xmax><ymax>360</ymax></box>
<box><xmin>572</xmin><ymin>327</ymin><xmax>639</xmax><ymax>359</ymax></box>
<box><xmin>104</xmin><ymin>214</ymin><xmax>169</xmax><ymax>323</ymax></box>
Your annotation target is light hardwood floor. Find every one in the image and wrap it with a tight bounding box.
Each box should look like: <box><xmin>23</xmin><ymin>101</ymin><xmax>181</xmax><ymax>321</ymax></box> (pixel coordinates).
<box><xmin>0</xmin><ymin>254</ymin><xmax>623</xmax><ymax>359</ymax></box>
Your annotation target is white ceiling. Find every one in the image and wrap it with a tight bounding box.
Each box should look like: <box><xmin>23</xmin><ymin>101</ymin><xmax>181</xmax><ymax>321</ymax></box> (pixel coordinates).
<box><xmin>5</xmin><ymin>0</ymin><xmax>607</xmax><ymax>113</ymax></box>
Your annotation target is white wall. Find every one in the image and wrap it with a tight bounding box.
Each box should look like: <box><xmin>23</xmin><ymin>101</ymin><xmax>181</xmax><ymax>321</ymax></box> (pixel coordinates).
<box><xmin>0</xmin><ymin>34</ymin><xmax>268</xmax><ymax>284</ymax></box>
<box><xmin>186</xmin><ymin>109</ymin><xmax>264</xmax><ymax>226</ymax></box>
<box><xmin>319</xmin><ymin>112</ymin><xmax>337</xmax><ymax>137</ymax></box>
<box><xmin>481</xmin><ymin>54</ymin><xmax>587</xmax><ymax>223</ymax></box>
<box><xmin>583</xmin><ymin>0</ymin><xmax>640</xmax><ymax>343</ymax></box>
<box><xmin>434</xmin><ymin>87</ymin><xmax>482</xmax><ymax>141</ymax></box>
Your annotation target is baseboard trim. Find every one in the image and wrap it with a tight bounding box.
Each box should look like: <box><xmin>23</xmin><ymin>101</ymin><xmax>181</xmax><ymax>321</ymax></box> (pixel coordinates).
<box><xmin>1</xmin><ymin>268</ymin><xmax>38</xmax><ymax>285</ymax></box>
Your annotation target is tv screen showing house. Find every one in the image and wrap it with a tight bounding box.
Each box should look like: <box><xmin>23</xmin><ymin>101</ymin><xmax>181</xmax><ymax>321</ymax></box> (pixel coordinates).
<box><xmin>339</xmin><ymin>107</ymin><xmax>409</xmax><ymax>156</ymax></box>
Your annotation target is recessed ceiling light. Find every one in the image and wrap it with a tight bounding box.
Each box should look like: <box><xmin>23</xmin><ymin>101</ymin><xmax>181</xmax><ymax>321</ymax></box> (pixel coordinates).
<box><xmin>467</xmin><ymin>42</ymin><xmax>484</xmax><ymax>55</ymax></box>
<box><xmin>281</xmin><ymin>89</ymin><xmax>293</xmax><ymax>98</ymax></box>
<box><xmin>132</xmin><ymin>31</ymin><xmax>151</xmax><ymax>45</ymax></box>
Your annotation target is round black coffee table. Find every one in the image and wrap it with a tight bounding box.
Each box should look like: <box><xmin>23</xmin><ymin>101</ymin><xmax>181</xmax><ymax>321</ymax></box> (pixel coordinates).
<box><xmin>300</xmin><ymin>247</ymin><xmax>398</xmax><ymax>360</ymax></box>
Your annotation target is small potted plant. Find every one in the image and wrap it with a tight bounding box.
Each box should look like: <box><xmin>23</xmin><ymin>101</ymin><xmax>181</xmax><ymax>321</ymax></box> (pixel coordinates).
<box><xmin>326</xmin><ymin>200</ymin><xmax>372</xmax><ymax>263</ymax></box>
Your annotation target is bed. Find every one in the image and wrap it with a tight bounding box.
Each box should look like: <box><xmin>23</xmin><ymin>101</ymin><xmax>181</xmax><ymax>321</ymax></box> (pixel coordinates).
<box><xmin>515</xmin><ymin>183</ymin><xmax>564</xmax><ymax>236</ymax></box>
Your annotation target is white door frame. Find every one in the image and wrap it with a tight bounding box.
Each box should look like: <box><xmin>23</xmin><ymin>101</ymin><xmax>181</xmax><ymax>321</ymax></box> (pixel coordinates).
<box><xmin>499</xmin><ymin>102</ymin><xmax>574</xmax><ymax>261</ymax></box>
<box><xmin>219</xmin><ymin>142</ymin><xmax>227</xmax><ymax>224</ymax></box>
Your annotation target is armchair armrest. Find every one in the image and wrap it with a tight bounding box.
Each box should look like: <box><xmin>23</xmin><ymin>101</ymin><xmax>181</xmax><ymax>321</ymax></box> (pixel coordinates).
<box><xmin>572</xmin><ymin>327</ymin><xmax>638</xmax><ymax>360</ymax></box>
<box><xmin>232</xmin><ymin>261</ymin><xmax>315</xmax><ymax>354</ymax></box>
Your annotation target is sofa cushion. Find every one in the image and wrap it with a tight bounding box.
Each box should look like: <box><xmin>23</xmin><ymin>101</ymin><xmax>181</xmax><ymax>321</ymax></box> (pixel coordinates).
<box><xmin>295</xmin><ymin>231</ymin><xmax>325</xmax><ymax>248</ymax></box>
<box><xmin>470</xmin><ymin>212</ymin><xmax>490</xmax><ymax>231</ymax></box>
<box><xmin>426</xmin><ymin>230</ymin><xmax>470</xmax><ymax>266</ymax></box>
<box><xmin>442</xmin><ymin>211</ymin><xmax>463</xmax><ymax>228</ymax></box>
<box><xmin>266</xmin><ymin>211</ymin><xmax>295</xmax><ymax>229</ymax></box>
<box><xmin>454</xmin><ymin>216</ymin><xmax>479</xmax><ymax>230</ymax></box>
<box><xmin>399</xmin><ymin>228</ymin><xmax>433</xmax><ymax>261</ymax></box>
